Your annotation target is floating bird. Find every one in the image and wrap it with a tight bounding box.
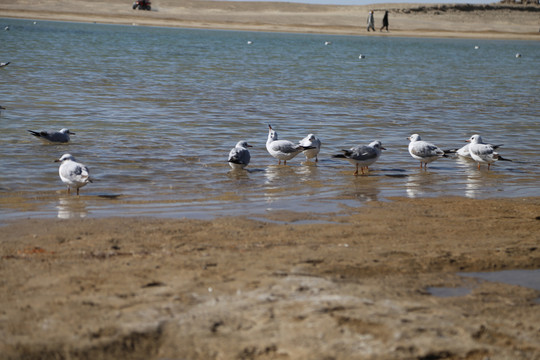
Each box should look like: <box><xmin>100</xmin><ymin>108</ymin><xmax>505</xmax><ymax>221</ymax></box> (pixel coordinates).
<box><xmin>515</xmin><ymin>53</ymin><xmax>521</xmax><ymax>58</ymax></box>
<box><xmin>407</xmin><ymin>134</ymin><xmax>448</xmax><ymax>169</ymax></box>
<box><xmin>299</xmin><ymin>134</ymin><xmax>321</xmax><ymax>162</ymax></box>
<box><xmin>467</xmin><ymin>134</ymin><xmax>511</xmax><ymax>170</ymax></box>
<box><xmin>55</xmin><ymin>154</ymin><xmax>92</xmax><ymax>195</ymax></box>
<box><xmin>324</xmin><ymin>41</ymin><xmax>332</xmax><ymax>45</ymax></box>
<box><xmin>474</xmin><ymin>45</ymin><xmax>479</xmax><ymax>50</ymax></box>
<box><xmin>0</xmin><ymin>62</ymin><xmax>10</xmax><ymax>68</ymax></box>
<box><xmin>28</xmin><ymin>128</ymin><xmax>74</xmax><ymax>143</ymax></box>
<box><xmin>333</xmin><ymin>140</ymin><xmax>385</xmax><ymax>175</ymax></box>
<box><xmin>266</xmin><ymin>124</ymin><xmax>314</xmax><ymax>165</ymax></box>
<box><xmin>228</xmin><ymin>140</ymin><xmax>252</xmax><ymax>170</ymax></box>
<box><xmin>358</xmin><ymin>54</ymin><xmax>365</xmax><ymax>59</ymax></box>
<box><xmin>247</xmin><ymin>41</ymin><xmax>253</xmax><ymax>45</ymax></box>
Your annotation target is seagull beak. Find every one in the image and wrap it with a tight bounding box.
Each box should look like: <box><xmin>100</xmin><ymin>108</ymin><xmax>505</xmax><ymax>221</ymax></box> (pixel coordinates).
<box><xmin>268</xmin><ymin>124</ymin><xmax>273</xmax><ymax>130</ymax></box>
<box><xmin>247</xmin><ymin>144</ymin><xmax>253</xmax><ymax>148</ymax></box>
<box><xmin>466</xmin><ymin>139</ymin><xmax>471</xmax><ymax>143</ymax></box>
<box><xmin>54</xmin><ymin>159</ymin><xmax>61</xmax><ymax>162</ymax></box>
<box><xmin>69</xmin><ymin>131</ymin><xmax>75</xmax><ymax>135</ymax></box>
<box><xmin>381</xmin><ymin>146</ymin><xmax>387</xmax><ymax>150</ymax></box>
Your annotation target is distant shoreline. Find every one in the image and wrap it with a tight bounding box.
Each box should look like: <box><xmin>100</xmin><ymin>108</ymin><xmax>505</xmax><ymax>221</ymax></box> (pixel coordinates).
<box><xmin>1</xmin><ymin>1</ymin><xmax>539</xmax><ymax>40</ymax></box>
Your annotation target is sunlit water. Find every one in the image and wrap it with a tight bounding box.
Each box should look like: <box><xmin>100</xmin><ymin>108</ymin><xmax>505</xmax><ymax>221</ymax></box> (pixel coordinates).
<box><xmin>1</xmin><ymin>19</ymin><xmax>539</xmax><ymax>221</ymax></box>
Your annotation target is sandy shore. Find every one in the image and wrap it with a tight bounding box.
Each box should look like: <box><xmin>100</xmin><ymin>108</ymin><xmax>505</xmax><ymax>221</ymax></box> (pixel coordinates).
<box><xmin>1</xmin><ymin>196</ymin><xmax>539</xmax><ymax>359</ymax></box>
<box><xmin>1</xmin><ymin>0</ymin><xmax>539</xmax><ymax>40</ymax></box>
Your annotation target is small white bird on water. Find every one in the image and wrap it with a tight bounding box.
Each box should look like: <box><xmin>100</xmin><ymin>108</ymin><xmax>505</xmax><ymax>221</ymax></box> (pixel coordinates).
<box><xmin>299</xmin><ymin>133</ymin><xmax>321</xmax><ymax>162</ymax></box>
<box><xmin>228</xmin><ymin>140</ymin><xmax>252</xmax><ymax>170</ymax></box>
<box><xmin>333</xmin><ymin>140</ymin><xmax>385</xmax><ymax>175</ymax></box>
<box><xmin>266</xmin><ymin>124</ymin><xmax>314</xmax><ymax>165</ymax></box>
<box><xmin>28</xmin><ymin>128</ymin><xmax>74</xmax><ymax>143</ymax></box>
<box><xmin>407</xmin><ymin>134</ymin><xmax>448</xmax><ymax>169</ymax></box>
<box><xmin>467</xmin><ymin>134</ymin><xmax>511</xmax><ymax>170</ymax></box>
<box><xmin>55</xmin><ymin>154</ymin><xmax>92</xmax><ymax>195</ymax></box>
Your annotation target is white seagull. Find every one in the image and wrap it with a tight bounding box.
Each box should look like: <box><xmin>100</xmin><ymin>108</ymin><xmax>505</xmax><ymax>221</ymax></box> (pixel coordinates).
<box><xmin>55</xmin><ymin>154</ymin><xmax>92</xmax><ymax>195</ymax></box>
<box><xmin>407</xmin><ymin>134</ymin><xmax>448</xmax><ymax>169</ymax></box>
<box><xmin>228</xmin><ymin>140</ymin><xmax>252</xmax><ymax>170</ymax></box>
<box><xmin>28</xmin><ymin>128</ymin><xmax>74</xmax><ymax>143</ymax></box>
<box><xmin>333</xmin><ymin>140</ymin><xmax>385</xmax><ymax>175</ymax></box>
<box><xmin>455</xmin><ymin>141</ymin><xmax>503</xmax><ymax>159</ymax></box>
<box><xmin>467</xmin><ymin>134</ymin><xmax>511</xmax><ymax>170</ymax></box>
<box><xmin>299</xmin><ymin>134</ymin><xmax>321</xmax><ymax>162</ymax></box>
<box><xmin>266</xmin><ymin>124</ymin><xmax>314</xmax><ymax>165</ymax></box>
<box><xmin>0</xmin><ymin>62</ymin><xmax>10</xmax><ymax>68</ymax></box>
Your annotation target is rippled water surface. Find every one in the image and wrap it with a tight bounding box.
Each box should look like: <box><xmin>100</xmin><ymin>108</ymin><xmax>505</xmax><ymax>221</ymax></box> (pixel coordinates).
<box><xmin>1</xmin><ymin>19</ymin><xmax>539</xmax><ymax>221</ymax></box>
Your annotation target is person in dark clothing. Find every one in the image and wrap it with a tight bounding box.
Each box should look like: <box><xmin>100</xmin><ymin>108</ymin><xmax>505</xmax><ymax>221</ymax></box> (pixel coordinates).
<box><xmin>380</xmin><ymin>11</ymin><xmax>389</xmax><ymax>32</ymax></box>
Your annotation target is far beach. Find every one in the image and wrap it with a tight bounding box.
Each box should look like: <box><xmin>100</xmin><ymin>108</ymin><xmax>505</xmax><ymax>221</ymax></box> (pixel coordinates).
<box><xmin>1</xmin><ymin>0</ymin><xmax>539</xmax><ymax>40</ymax></box>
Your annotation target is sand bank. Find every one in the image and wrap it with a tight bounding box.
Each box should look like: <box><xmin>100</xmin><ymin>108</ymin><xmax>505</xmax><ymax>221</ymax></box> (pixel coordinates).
<box><xmin>1</xmin><ymin>0</ymin><xmax>539</xmax><ymax>40</ymax></box>
<box><xmin>1</xmin><ymin>196</ymin><xmax>539</xmax><ymax>359</ymax></box>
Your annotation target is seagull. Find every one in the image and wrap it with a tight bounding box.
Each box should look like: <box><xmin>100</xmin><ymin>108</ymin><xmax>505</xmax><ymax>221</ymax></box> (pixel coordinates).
<box><xmin>455</xmin><ymin>142</ymin><xmax>503</xmax><ymax>159</ymax></box>
<box><xmin>333</xmin><ymin>140</ymin><xmax>385</xmax><ymax>175</ymax></box>
<box><xmin>266</xmin><ymin>124</ymin><xmax>314</xmax><ymax>165</ymax></box>
<box><xmin>0</xmin><ymin>62</ymin><xmax>10</xmax><ymax>68</ymax></box>
<box><xmin>28</xmin><ymin>128</ymin><xmax>74</xmax><ymax>143</ymax></box>
<box><xmin>407</xmin><ymin>134</ymin><xmax>448</xmax><ymax>169</ymax></box>
<box><xmin>467</xmin><ymin>134</ymin><xmax>511</xmax><ymax>170</ymax></box>
<box><xmin>299</xmin><ymin>134</ymin><xmax>321</xmax><ymax>162</ymax></box>
<box><xmin>228</xmin><ymin>140</ymin><xmax>252</xmax><ymax>170</ymax></box>
<box><xmin>55</xmin><ymin>154</ymin><xmax>92</xmax><ymax>195</ymax></box>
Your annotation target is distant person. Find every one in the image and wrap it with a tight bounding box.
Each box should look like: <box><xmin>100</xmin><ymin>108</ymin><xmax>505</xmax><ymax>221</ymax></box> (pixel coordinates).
<box><xmin>380</xmin><ymin>11</ymin><xmax>389</xmax><ymax>32</ymax></box>
<box><xmin>367</xmin><ymin>10</ymin><xmax>375</xmax><ymax>32</ymax></box>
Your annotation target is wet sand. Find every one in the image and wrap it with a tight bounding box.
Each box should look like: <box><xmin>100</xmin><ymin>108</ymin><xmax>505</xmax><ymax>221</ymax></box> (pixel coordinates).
<box><xmin>1</xmin><ymin>197</ymin><xmax>539</xmax><ymax>359</ymax></box>
<box><xmin>1</xmin><ymin>0</ymin><xmax>539</xmax><ymax>40</ymax></box>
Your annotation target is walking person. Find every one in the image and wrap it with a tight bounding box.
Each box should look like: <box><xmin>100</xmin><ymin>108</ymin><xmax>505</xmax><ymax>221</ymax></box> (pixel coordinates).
<box><xmin>367</xmin><ymin>10</ymin><xmax>375</xmax><ymax>32</ymax></box>
<box><xmin>380</xmin><ymin>10</ymin><xmax>389</xmax><ymax>32</ymax></box>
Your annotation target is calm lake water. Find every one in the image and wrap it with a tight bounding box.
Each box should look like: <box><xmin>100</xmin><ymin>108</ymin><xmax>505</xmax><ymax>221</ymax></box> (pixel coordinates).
<box><xmin>1</xmin><ymin>19</ymin><xmax>539</xmax><ymax>221</ymax></box>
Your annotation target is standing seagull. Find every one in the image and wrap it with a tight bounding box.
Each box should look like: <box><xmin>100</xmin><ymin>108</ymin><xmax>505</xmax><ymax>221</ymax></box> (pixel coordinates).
<box><xmin>333</xmin><ymin>140</ymin><xmax>386</xmax><ymax>175</ymax></box>
<box><xmin>467</xmin><ymin>134</ymin><xmax>511</xmax><ymax>170</ymax></box>
<box><xmin>28</xmin><ymin>128</ymin><xmax>74</xmax><ymax>144</ymax></box>
<box><xmin>228</xmin><ymin>140</ymin><xmax>252</xmax><ymax>170</ymax></box>
<box><xmin>266</xmin><ymin>124</ymin><xmax>313</xmax><ymax>165</ymax></box>
<box><xmin>299</xmin><ymin>134</ymin><xmax>322</xmax><ymax>162</ymax></box>
<box><xmin>55</xmin><ymin>154</ymin><xmax>92</xmax><ymax>195</ymax></box>
<box><xmin>407</xmin><ymin>134</ymin><xmax>447</xmax><ymax>169</ymax></box>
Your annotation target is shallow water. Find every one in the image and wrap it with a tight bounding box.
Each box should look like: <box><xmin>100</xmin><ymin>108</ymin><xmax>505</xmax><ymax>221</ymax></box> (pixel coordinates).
<box><xmin>1</xmin><ymin>19</ymin><xmax>539</xmax><ymax>221</ymax></box>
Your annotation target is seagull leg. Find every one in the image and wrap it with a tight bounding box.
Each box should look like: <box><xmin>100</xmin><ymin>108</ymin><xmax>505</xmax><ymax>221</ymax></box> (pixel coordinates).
<box><xmin>315</xmin><ymin>156</ymin><xmax>318</xmax><ymax>163</ymax></box>
<box><xmin>67</xmin><ymin>186</ymin><xmax>70</xmax><ymax>195</ymax></box>
<box><xmin>487</xmin><ymin>163</ymin><xmax>491</xmax><ymax>171</ymax></box>
<box><xmin>284</xmin><ymin>160</ymin><xmax>287</xmax><ymax>165</ymax></box>
<box><xmin>354</xmin><ymin>164</ymin><xmax>359</xmax><ymax>176</ymax></box>
<box><xmin>76</xmin><ymin>188</ymin><xmax>80</xmax><ymax>196</ymax></box>
<box><xmin>477</xmin><ymin>163</ymin><xmax>481</xmax><ymax>170</ymax></box>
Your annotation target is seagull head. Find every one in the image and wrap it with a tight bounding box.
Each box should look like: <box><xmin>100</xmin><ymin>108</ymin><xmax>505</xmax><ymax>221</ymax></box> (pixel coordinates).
<box><xmin>60</xmin><ymin>128</ymin><xmax>75</xmax><ymax>135</ymax></box>
<box><xmin>370</xmin><ymin>140</ymin><xmax>386</xmax><ymax>151</ymax></box>
<box><xmin>237</xmin><ymin>141</ymin><xmax>252</xmax><ymax>149</ymax></box>
<box><xmin>466</xmin><ymin>134</ymin><xmax>482</xmax><ymax>144</ymax></box>
<box><xmin>408</xmin><ymin>134</ymin><xmax>421</xmax><ymax>142</ymax></box>
<box><xmin>267</xmin><ymin>124</ymin><xmax>278</xmax><ymax>141</ymax></box>
<box><xmin>55</xmin><ymin>154</ymin><xmax>76</xmax><ymax>163</ymax></box>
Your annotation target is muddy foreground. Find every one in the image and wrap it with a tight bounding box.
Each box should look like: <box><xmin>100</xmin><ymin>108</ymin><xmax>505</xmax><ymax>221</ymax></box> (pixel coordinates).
<box><xmin>1</xmin><ymin>196</ymin><xmax>539</xmax><ymax>359</ymax></box>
